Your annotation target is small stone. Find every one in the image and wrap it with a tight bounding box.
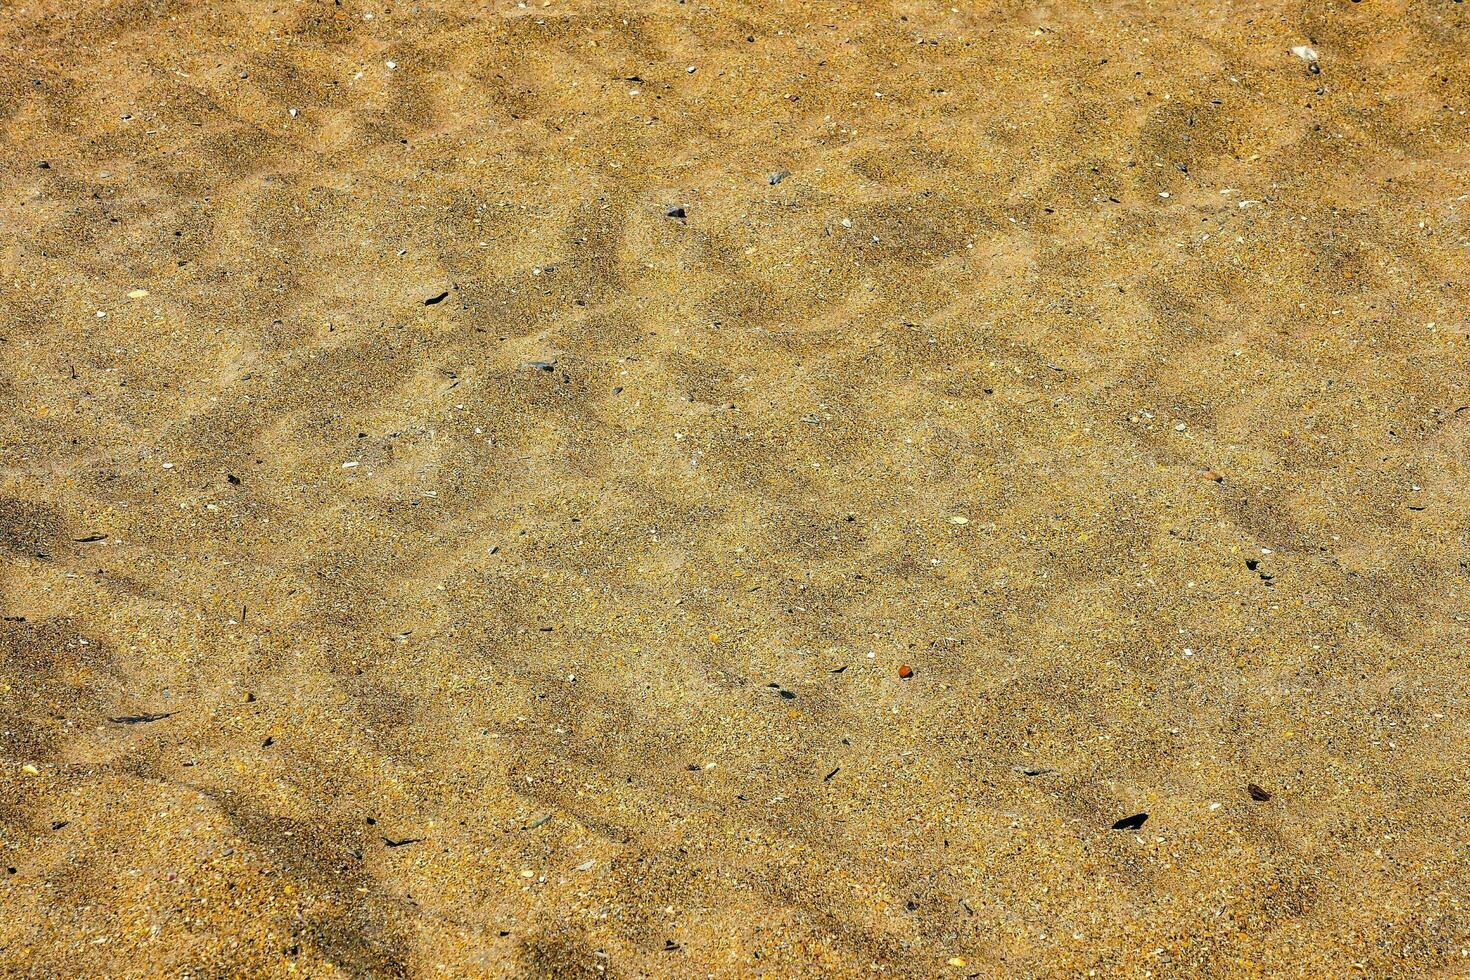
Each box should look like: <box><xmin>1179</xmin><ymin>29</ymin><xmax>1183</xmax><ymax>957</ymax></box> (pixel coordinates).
<box><xmin>22</xmin><ymin>764</ymin><xmax>39</xmax><ymax>775</ymax></box>
<box><xmin>128</xmin><ymin>288</ymin><xmax>149</xmax><ymax>298</ymax></box>
<box><xmin>665</xmin><ymin>206</ymin><xmax>687</xmax><ymax>220</ymax></box>
<box><xmin>768</xmin><ymin>170</ymin><xmax>790</xmax><ymax>185</ymax></box>
<box><xmin>898</xmin><ymin>664</ymin><xmax>914</xmax><ymax>679</ymax></box>
<box><xmin>949</xmin><ymin>516</ymin><xmax>969</xmax><ymax>525</ymax></box>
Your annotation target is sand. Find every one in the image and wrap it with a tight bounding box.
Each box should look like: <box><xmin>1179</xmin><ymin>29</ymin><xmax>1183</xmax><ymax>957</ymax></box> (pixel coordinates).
<box><xmin>3</xmin><ymin>0</ymin><xmax>1470</xmax><ymax>975</ymax></box>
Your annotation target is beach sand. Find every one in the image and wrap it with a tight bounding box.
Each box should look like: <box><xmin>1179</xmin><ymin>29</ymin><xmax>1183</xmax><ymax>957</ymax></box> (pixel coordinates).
<box><xmin>3</xmin><ymin>0</ymin><xmax>1469</xmax><ymax>975</ymax></box>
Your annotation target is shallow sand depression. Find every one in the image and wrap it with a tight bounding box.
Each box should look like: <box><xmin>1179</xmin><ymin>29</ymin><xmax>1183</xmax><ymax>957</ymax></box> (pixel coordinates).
<box><xmin>3</xmin><ymin>0</ymin><xmax>1470</xmax><ymax>976</ymax></box>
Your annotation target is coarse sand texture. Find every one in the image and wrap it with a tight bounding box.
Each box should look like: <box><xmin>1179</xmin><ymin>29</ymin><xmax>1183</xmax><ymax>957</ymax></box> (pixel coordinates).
<box><xmin>2</xmin><ymin>0</ymin><xmax>1469</xmax><ymax>976</ymax></box>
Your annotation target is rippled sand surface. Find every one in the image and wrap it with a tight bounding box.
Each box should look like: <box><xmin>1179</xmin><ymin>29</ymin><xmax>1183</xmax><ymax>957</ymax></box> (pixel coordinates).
<box><xmin>3</xmin><ymin>0</ymin><xmax>1470</xmax><ymax>975</ymax></box>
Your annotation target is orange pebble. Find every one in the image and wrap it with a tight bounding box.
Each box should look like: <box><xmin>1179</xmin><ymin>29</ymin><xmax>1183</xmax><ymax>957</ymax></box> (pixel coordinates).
<box><xmin>898</xmin><ymin>664</ymin><xmax>914</xmax><ymax>679</ymax></box>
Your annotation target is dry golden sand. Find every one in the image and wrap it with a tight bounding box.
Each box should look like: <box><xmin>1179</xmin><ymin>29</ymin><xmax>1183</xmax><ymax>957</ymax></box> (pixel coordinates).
<box><xmin>3</xmin><ymin>0</ymin><xmax>1470</xmax><ymax>976</ymax></box>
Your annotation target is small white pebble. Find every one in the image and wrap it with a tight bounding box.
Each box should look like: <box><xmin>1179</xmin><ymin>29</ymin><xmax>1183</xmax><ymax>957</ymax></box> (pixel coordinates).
<box><xmin>386</xmin><ymin>61</ymin><xmax>397</xmax><ymax>70</ymax></box>
<box><xmin>1290</xmin><ymin>45</ymin><xmax>1319</xmax><ymax>61</ymax></box>
<box><xmin>289</xmin><ymin>108</ymin><xmax>299</xmax><ymax>118</ymax></box>
<box><xmin>161</xmin><ymin>462</ymin><xmax>174</xmax><ymax>470</ymax></box>
<box><xmin>1159</xmin><ymin>191</ymin><xmax>1171</xmax><ymax>198</ymax></box>
<box><xmin>342</xmin><ymin>461</ymin><xmax>359</xmax><ymax>469</ymax></box>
